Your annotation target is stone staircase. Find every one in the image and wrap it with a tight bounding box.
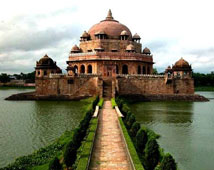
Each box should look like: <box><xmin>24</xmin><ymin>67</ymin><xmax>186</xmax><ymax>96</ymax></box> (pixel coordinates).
<box><xmin>103</xmin><ymin>79</ymin><xmax>112</xmax><ymax>99</ymax></box>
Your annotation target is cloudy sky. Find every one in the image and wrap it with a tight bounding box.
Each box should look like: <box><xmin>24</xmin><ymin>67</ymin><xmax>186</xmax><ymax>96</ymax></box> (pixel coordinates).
<box><xmin>0</xmin><ymin>0</ymin><xmax>214</xmax><ymax>74</ymax></box>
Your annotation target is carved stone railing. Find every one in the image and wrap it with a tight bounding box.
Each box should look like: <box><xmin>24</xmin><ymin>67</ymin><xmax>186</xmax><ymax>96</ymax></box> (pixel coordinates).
<box><xmin>116</xmin><ymin>74</ymin><xmax>165</xmax><ymax>78</ymax></box>
<box><xmin>68</xmin><ymin>52</ymin><xmax>153</xmax><ymax>63</ymax></box>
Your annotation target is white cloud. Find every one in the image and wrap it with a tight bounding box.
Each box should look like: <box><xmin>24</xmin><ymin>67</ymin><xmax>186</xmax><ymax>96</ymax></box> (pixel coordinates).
<box><xmin>0</xmin><ymin>0</ymin><xmax>214</xmax><ymax>73</ymax></box>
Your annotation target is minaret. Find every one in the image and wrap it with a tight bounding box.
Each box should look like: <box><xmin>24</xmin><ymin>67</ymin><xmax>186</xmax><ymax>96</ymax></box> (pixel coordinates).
<box><xmin>106</xmin><ymin>9</ymin><xmax>114</xmax><ymax>20</ymax></box>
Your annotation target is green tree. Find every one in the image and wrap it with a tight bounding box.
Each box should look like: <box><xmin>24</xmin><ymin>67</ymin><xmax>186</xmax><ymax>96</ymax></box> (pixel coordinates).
<box><xmin>49</xmin><ymin>157</ymin><xmax>62</xmax><ymax>170</ymax></box>
<box><xmin>64</xmin><ymin>141</ymin><xmax>77</xmax><ymax>168</ymax></box>
<box><xmin>0</xmin><ymin>73</ymin><xmax>10</xmax><ymax>83</ymax></box>
<box><xmin>129</xmin><ymin>122</ymin><xmax>141</xmax><ymax>137</ymax></box>
<box><xmin>136</xmin><ymin>128</ymin><xmax>148</xmax><ymax>153</ymax></box>
<box><xmin>126</xmin><ymin>114</ymin><xmax>136</xmax><ymax>130</ymax></box>
<box><xmin>153</xmin><ymin>68</ymin><xmax>158</xmax><ymax>74</ymax></box>
<box><xmin>145</xmin><ymin>139</ymin><xmax>160</xmax><ymax>170</ymax></box>
<box><xmin>159</xmin><ymin>153</ymin><xmax>176</xmax><ymax>170</ymax></box>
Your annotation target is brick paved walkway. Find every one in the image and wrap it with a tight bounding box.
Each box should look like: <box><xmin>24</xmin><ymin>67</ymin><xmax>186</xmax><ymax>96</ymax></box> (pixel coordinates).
<box><xmin>89</xmin><ymin>101</ymin><xmax>132</xmax><ymax>170</ymax></box>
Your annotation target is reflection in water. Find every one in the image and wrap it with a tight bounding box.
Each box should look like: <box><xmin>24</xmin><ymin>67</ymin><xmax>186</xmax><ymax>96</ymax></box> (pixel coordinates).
<box><xmin>129</xmin><ymin>92</ymin><xmax>214</xmax><ymax>170</ymax></box>
<box><xmin>0</xmin><ymin>89</ymin><xmax>87</xmax><ymax>168</ymax></box>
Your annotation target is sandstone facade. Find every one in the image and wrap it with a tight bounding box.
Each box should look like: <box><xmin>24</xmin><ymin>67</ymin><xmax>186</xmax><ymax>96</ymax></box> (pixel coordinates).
<box><xmin>35</xmin><ymin>10</ymin><xmax>194</xmax><ymax>99</ymax></box>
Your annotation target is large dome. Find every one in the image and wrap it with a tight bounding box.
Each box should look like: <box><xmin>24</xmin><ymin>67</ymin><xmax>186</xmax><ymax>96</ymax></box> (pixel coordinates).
<box><xmin>88</xmin><ymin>10</ymin><xmax>132</xmax><ymax>40</ymax></box>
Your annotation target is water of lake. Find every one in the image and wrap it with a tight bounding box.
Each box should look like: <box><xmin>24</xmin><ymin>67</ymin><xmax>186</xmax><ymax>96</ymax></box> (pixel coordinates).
<box><xmin>129</xmin><ymin>92</ymin><xmax>214</xmax><ymax>170</ymax></box>
<box><xmin>0</xmin><ymin>88</ymin><xmax>87</xmax><ymax>168</ymax></box>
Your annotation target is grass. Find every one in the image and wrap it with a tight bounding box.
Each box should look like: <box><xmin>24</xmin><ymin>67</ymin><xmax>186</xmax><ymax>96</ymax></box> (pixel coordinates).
<box><xmin>111</xmin><ymin>98</ymin><xmax>117</xmax><ymax>108</ymax></box>
<box><xmin>195</xmin><ymin>86</ymin><xmax>214</xmax><ymax>91</ymax></box>
<box><xmin>119</xmin><ymin>118</ymin><xmax>145</xmax><ymax>170</ymax></box>
<box><xmin>98</xmin><ymin>98</ymin><xmax>104</xmax><ymax>108</ymax></box>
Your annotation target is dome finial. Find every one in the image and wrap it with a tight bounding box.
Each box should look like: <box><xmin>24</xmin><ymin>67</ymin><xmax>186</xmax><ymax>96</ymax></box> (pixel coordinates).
<box><xmin>106</xmin><ymin>9</ymin><xmax>114</xmax><ymax>20</ymax></box>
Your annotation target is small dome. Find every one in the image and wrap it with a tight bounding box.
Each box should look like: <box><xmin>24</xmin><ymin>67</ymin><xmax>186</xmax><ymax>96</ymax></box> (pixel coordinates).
<box><xmin>36</xmin><ymin>54</ymin><xmax>60</xmax><ymax>70</ymax></box>
<box><xmin>126</xmin><ymin>44</ymin><xmax>135</xmax><ymax>51</ymax></box>
<box><xmin>71</xmin><ymin>45</ymin><xmax>80</xmax><ymax>52</ymax></box>
<box><xmin>174</xmin><ymin>58</ymin><xmax>190</xmax><ymax>68</ymax></box>
<box><xmin>121</xmin><ymin>30</ymin><xmax>128</xmax><ymax>36</ymax></box>
<box><xmin>133</xmin><ymin>33</ymin><xmax>141</xmax><ymax>39</ymax></box>
<box><xmin>38</xmin><ymin>54</ymin><xmax>55</xmax><ymax>65</ymax></box>
<box><xmin>81</xmin><ymin>31</ymin><xmax>90</xmax><ymax>38</ymax></box>
<box><xmin>143</xmin><ymin>47</ymin><xmax>151</xmax><ymax>55</ymax></box>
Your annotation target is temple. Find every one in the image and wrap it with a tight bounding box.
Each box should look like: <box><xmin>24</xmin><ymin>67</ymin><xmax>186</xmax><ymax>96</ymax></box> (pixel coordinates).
<box><xmin>35</xmin><ymin>10</ymin><xmax>194</xmax><ymax>99</ymax></box>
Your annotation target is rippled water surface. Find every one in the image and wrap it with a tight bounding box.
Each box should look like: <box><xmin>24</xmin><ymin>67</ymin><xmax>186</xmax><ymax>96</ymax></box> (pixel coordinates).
<box><xmin>129</xmin><ymin>92</ymin><xmax>214</xmax><ymax>170</ymax></box>
<box><xmin>0</xmin><ymin>88</ymin><xmax>88</xmax><ymax>168</ymax></box>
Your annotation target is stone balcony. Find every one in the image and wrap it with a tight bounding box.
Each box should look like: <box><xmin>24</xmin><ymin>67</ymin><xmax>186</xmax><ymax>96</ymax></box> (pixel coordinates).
<box><xmin>67</xmin><ymin>52</ymin><xmax>153</xmax><ymax>63</ymax></box>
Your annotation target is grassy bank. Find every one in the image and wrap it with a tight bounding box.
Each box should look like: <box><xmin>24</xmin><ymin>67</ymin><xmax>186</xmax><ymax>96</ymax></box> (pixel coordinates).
<box><xmin>195</xmin><ymin>86</ymin><xmax>214</xmax><ymax>91</ymax></box>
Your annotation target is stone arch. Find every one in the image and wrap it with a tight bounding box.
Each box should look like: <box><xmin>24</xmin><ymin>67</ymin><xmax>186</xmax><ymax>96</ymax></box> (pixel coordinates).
<box><xmin>138</xmin><ymin>65</ymin><xmax>141</xmax><ymax>74</ymax></box>
<box><xmin>80</xmin><ymin>65</ymin><xmax>85</xmax><ymax>73</ymax></box>
<box><xmin>143</xmin><ymin>66</ymin><xmax>146</xmax><ymax>74</ymax></box>
<box><xmin>122</xmin><ymin>65</ymin><xmax>128</xmax><ymax>74</ymax></box>
<box><xmin>147</xmin><ymin>67</ymin><xmax>150</xmax><ymax>74</ymax></box>
<box><xmin>87</xmin><ymin>65</ymin><xmax>92</xmax><ymax>73</ymax></box>
<box><xmin>116</xmin><ymin>65</ymin><xmax>119</xmax><ymax>74</ymax></box>
<box><xmin>74</xmin><ymin>65</ymin><xmax>78</xmax><ymax>74</ymax></box>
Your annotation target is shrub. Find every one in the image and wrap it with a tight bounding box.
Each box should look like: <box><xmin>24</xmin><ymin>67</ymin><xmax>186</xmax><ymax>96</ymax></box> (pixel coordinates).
<box><xmin>115</xmin><ymin>97</ymin><xmax>123</xmax><ymax>109</ymax></box>
<box><xmin>124</xmin><ymin>111</ymin><xmax>131</xmax><ymax>125</ymax></box>
<box><xmin>72</xmin><ymin>128</ymin><xmax>82</xmax><ymax>148</ymax></box>
<box><xmin>49</xmin><ymin>157</ymin><xmax>62</xmax><ymax>170</ymax></box>
<box><xmin>121</xmin><ymin>103</ymin><xmax>130</xmax><ymax>118</ymax></box>
<box><xmin>136</xmin><ymin>128</ymin><xmax>148</xmax><ymax>153</ymax></box>
<box><xmin>126</xmin><ymin>114</ymin><xmax>136</xmax><ymax>130</ymax></box>
<box><xmin>64</xmin><ymin>141</ymin><xmax>77</xmax><ymax>167</ymax></box>
<box><xmin>159</xmin><ymin>153</ymin><xmax>176</xmax><ymax>170</ymax></box>
<box><xmin>129</xmin><ymin>122</ymin><xmax>141</xmax><ymax>137</ymax></box>
<box><xmin>145</xmin><ymin>139</ymin><xmax>160</xmax><ymax>170</ymax></box>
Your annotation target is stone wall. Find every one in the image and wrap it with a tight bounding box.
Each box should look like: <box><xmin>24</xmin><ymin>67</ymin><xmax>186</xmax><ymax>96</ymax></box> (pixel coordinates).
<box><xmin>36</xmin><ymin>75</ymin><xmax>101</xmax><ymax>97</ymax></box>
<box><xmin>116</xmin><ymin>76</ymin><xmax>194</xmax><ymax>95</ymax></box>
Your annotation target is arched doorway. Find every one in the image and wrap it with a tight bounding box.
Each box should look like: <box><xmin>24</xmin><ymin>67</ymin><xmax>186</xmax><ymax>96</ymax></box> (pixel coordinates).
<box><xmin>80</xmin><ymin>65</ymin><xmax>85</xmax><ymax>73</ymax></box>
<box><xmin>138</xmin><ymin>65</ymin><xmax>141</xmax><ymax>74</ymax></box>
<box><xmin>74</xmin><ymin>65</ymin><xmax>78</xmax><ymax>74</ymax></box>
<box><xmin>143</xmin><ymin>66</ymin><xmax>146</xmax><ymax>74</ymax></box>
<box><xmin>116</xmin><ymin>65</ymin><xmax>119</xmax><ymax>74</ymax></box>
<box><xmin>122</xmin><ymin>65</ymin><xmax>128</xmax><ymax>74</ymax></box>
<box><xmin>147</xmin><ymin>67</ymin><xmax>150</xmax><ymax>74</ymax></box>
<box><xmin>87</xmin><ymin>65</ymin><xmax>92</xmax><ymax>74</ymax></box>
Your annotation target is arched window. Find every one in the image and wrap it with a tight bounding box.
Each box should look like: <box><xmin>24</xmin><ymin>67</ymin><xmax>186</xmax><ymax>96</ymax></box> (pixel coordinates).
<box><xmin>44</xmin><ymin>70</ymin><xmax>47</xmax><ymax>76</ymax></box>
<box><xmin>38</xmin><ymin>71</ymin><xmax>40</xmax><ymax>75</ymax></box>
<box><xmin>147</xmin><ymin>67</ymin><xmax>150</xmax><ymax>74</ymax></box>
<box><xmin>143</xmin><ymin>66</ymin><xmax>146</xmax><ymax>74</ymax></box>
<box><xmin>74</xmin><ymin>65</ymin><xmax>78</xmax><ymax>74</ymax></box>
<box><xmin>87</xmin><ymin>65</ymin><xmax>92</xmax><ymax>74</ymax></box>
<box><xmin>138</xmin><ymin>66</ymin><xmax>141</xmax><ymax>74</ymax></box>
<box><xmin>80</xmin><ymin>65</ymin><xmax>85</xmax><ymax>73</ymax></box>
<box><xmin>116</xmin><ymin>65</ymin><xmax>119</xmax><ymax>74</ymax></box>
<box><xmin>122</xmin><ymin>65</ymin><xmax>128</xmax><ymax>74</ymax></box>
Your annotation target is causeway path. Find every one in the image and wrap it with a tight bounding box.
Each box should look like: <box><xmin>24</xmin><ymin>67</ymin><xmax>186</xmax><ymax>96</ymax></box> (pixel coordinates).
<box><xmin>89</xmin><ymin>101</ymin><xmax>132</xmax><ymax>170</ymax></box>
